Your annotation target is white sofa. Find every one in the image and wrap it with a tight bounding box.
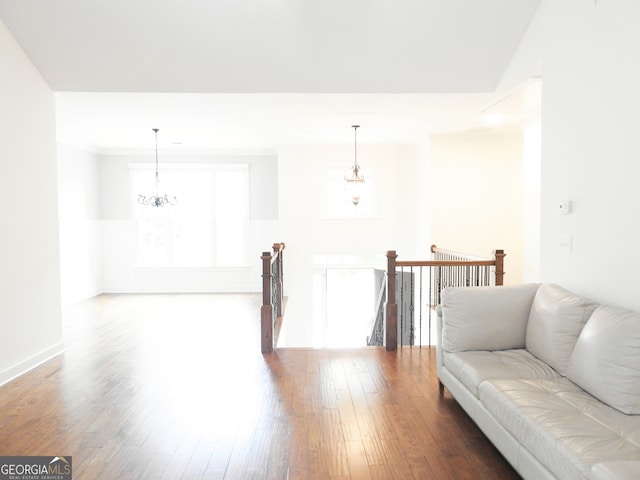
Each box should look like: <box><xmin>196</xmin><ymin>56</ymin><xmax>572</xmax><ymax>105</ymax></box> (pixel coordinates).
<box><xmin>436</xmin><ymin>283</ymin><xmax>640</xmax><ymax>480</ymax></box>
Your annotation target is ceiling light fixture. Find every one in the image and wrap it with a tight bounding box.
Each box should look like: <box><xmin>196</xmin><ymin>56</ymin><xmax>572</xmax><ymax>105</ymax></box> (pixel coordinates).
<box><xmin>138</xmin><ymin>128</ymin><xmax>177</xmax><ymax>207</ymax></box>
<box><xmin>345</xmin><ymin>125</ymin><xmax>365</xmax><ymax>206</ymax></box>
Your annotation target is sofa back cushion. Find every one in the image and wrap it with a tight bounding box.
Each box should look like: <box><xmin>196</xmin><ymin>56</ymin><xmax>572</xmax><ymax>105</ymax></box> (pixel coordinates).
<box><xmin>441</xmin><ymin>283</ymin><xmax>539</xmax><ymax>353</ymax></box>
<box><xmin>525</xmin><ymin>284</ymin><xmax>598</xmax><ymax>375</ymax></box>
<box><xmin>567</xmin><ymin>304</ymin><xmax>640</xmax><ymax>415</ymax></box>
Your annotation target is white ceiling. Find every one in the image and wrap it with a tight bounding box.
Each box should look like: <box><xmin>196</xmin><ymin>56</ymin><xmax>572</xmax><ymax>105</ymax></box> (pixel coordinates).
<box><xmin>0</xmin><ymin>0</ymin><xmax>541</xmax><ymax>152</ymax></box>
<box><xmin>55</xmin><ymin>92</ymin><xmax>506</xmax><ymax>152</ymax></box>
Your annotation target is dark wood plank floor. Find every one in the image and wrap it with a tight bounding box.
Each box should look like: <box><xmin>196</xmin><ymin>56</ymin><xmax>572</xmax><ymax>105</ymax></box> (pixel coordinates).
<box><xmin>0</xmin><ymin>293</ymin><xmax>520</xmax><ymax>479</ymax></box>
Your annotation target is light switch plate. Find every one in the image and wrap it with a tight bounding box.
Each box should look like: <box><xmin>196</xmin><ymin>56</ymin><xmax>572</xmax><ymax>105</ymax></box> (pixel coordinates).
<box><xmin>559</xmin><ymin>236</ymin><xmax>572</xmax><ymax>252</ymax></box>
<box><xmin>559</xmin><ymin>201</ymin><xmax>572</xmax><ymax>214</ymax></box>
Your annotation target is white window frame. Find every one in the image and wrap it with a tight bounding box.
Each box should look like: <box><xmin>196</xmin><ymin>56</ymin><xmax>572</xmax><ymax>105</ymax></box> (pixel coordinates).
<box><xmin>129</xmin><ymin>162</ymin><xmax>250</xmax><ymax>269</ymax></box>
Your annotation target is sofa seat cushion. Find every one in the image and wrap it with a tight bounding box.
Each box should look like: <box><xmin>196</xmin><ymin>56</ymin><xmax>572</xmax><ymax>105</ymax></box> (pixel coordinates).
<box><xmin>479</xmin><ymin>378</ymin><xmax>640</xmax><ymax>480</ymax></box>
<box><xmin>591</xmin><ymin>461</ymin><xmax>640</xmax><ymax>480</ymax></box>
<box><xmin>443</xmin><ymin>349</ymin><xmax>560</xmax><ymax>397</ymax></box>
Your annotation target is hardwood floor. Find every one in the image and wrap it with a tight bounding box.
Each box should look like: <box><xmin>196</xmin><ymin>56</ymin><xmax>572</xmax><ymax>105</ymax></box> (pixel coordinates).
<box><xmin>0</xmin><ymin>293</ymin><xmax>520</xmax><ymax>479</ymax></box>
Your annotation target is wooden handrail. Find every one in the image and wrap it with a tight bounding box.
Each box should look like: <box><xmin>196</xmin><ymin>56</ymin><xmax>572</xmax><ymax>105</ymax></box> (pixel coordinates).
<box><xmin>261</xmin><ymin>242</ymin><xmax>285</xmax><ymax>354</ymax></box>
<box><xmin>424</xmin><ymin>245</ymin><xmax>507</xmax><ymax>285</ymax></box>
<box><xmin>385</xmin><ymin>247</ymin><xmax>506</xmax><ymax>351</ymax></box>
<box><xmin>430</xmin><ymin>243</ymin><xmax>490</xmax><ymax>261</ymax></box>
<box><xmin>397</xmin><ymin>260</ymin><xmax>497</xmax><ymax>267</ymax></box>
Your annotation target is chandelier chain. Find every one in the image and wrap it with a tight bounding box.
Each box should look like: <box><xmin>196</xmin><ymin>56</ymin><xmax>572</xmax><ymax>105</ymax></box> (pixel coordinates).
<box><xmin>138</xmin><ymin>128</ymin><xmax>177</xmax><ymax>207</ymax></box>
<box><xmin>344</xmin><ymin>124</ymin><xmax>364</xmax><ymax>206</ymax></box>
<box><xmin>353</xmin><ymin>124</ymin><xmax>358</xmax><ymax>168</ymax></box>
<box><xmin>153</xmin><ymin>128</ymin><xmax>160</xmax><ymax>180</ymax></box>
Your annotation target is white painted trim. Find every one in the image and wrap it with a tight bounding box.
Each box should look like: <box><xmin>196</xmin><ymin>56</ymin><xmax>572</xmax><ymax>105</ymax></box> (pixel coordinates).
<box><xmin>128</xmin><ymin>162</ymin><xmax>250</xmax><ymax>170</ymax></box>
<box><xmin>0</xmin><ymin>342</ymin><xmax>66</xmax><ymax>387</ymax></box>
<box><xmin>108</xmin><ymin>148</ymin><xmax>277</xmax><ymax>156</ymax></box>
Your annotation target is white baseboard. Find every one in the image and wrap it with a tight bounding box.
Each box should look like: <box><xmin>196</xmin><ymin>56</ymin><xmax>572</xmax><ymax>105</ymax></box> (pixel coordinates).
<box><xmin>0</xmin><ymin>342</ymin><xmax>65</xmax><ymax>387</ymax></box>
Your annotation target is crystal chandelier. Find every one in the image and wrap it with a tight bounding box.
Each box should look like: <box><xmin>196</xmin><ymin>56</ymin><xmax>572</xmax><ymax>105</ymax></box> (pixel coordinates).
<box><xmin>344</xmin><ymin>125</ymin><xmax>365</xmax><ymax>205</ymax></box>
<box><xmin>138</xmin><ymin>128</ymin><xmax>177</xmax><ymax>207</ymax></box>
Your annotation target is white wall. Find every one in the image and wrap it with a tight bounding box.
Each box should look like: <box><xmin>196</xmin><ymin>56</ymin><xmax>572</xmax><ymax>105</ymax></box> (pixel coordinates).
<box><xmin>276</xmin><ymin>143</ymin><xmax>427</xmax><ymax>346</ymax></box>
<box><xmin>415</xmin><ymin>140</ymin><xmax>433</xmax><ymax>257</ymax></box>
<box><xmin>522</xmin><ymin>116</ymin><xmax>541</xmax><ymax>282</ymax></box>
<box><xmin>429</xmin><ymin>132</ymin><xmax>525</xmax><ymax>284</ymax></box>
<box><xmin>0</xmin><ymin>20</ymin><xmax>63</xmax><ymax>384</ymax></box>
<box><xmin>57</xmin><ymin>144</ymin><xmax>102</xmax><ymax>306</ymax></box>
<box><xmin>278</xmin><ymin>144</ymin><xmax>425</xmax><ymax>258</ymax></box>
<box><xmin>503</xmin><ymin>0</ymin><xmax>640</xmax><ymax>309</ymax></box>
<box><xmin>99</xmin><ymin>152</ymin><xmax>279</xmax><ymax>292</ymax></box>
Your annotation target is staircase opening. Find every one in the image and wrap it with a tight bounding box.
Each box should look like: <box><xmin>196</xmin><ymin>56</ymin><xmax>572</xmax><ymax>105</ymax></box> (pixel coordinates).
<box><xmin>325</xmin><ymin>268</ymin><xmax>377</xmax><ymax>348</ymax></box>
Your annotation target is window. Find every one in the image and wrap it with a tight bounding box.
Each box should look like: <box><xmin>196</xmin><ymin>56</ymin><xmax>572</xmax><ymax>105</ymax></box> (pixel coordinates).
<box><xmin>130</xmin><ymin>163</ymin><xmax>249</xmax><ymax>267</ymax></box>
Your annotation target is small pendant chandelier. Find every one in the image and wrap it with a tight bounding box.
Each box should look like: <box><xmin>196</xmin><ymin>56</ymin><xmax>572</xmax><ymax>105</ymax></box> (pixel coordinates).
<box><xmin>344</xmin><ymin>125</ymin><xmax>365</xmax><ymax>206</ymax></box>
<box><xmin>138</xmin><ymin>128</ymin><xmax>177</xmax><ymax>207</ymax></box>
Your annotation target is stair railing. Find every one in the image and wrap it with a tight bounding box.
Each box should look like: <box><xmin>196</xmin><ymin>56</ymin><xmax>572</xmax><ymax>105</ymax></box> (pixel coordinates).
<box><xmin>261</xmin><ymin>242</ymin><xmax>285</xmax><ymax>353</ymax></box>
<box><xmin>367</xmin><ymin>272</ymin><xmax>387</xmax><ymax>346</ymax></box>
<box><xmin>385</xmin><ymin>245</ymin><xmax>505</xmax><ymax>351</ymax></box>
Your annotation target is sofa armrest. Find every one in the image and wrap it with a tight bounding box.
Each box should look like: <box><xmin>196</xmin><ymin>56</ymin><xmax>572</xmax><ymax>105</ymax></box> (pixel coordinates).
<box><xmin>440</xmin><ymin>283</ymin><xmax>539</xmax><ymax>353</ymax></box>
<box><xmin>592</xmin><ymin>462</ymin><xmax>640</xmax><ymax>480</ymax></box>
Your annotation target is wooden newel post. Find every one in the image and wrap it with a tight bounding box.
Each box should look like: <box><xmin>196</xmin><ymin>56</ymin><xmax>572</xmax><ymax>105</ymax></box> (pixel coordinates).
<box><xmin>261</xmin><ymin>251</ymin><xmax>273</xmax><ymax>353</ymax></box>
<box><xmin>494</xmin><ymin>249</ymin><xmax>506</xmax><ymax>286</ymax></box>
<box><xmin>386</xmin><ymin>250</ymin><xmax>398</xmax><ymax>351</ymax></box>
